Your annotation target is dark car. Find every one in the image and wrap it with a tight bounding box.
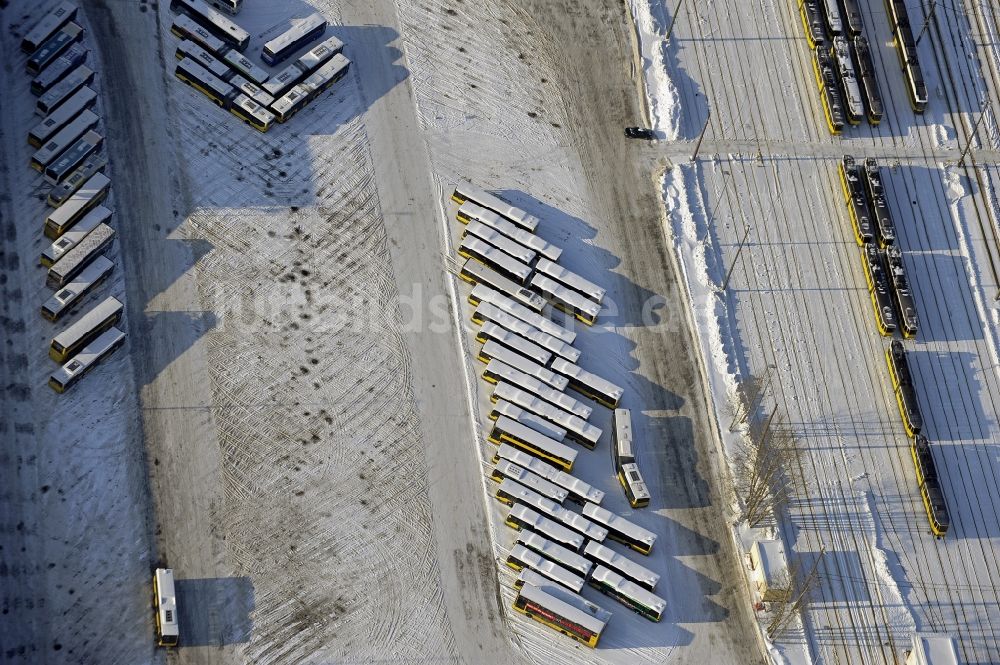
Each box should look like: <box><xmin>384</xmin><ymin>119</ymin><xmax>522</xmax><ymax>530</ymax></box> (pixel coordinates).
<box><xmin>625</xmin><ymin>126</ymin><xmax>655</xmax><ymax>140</ymax></box>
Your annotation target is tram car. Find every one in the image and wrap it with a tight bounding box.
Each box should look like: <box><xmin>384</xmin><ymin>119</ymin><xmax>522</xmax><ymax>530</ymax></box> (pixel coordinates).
<box><xmin>885</xmin><ymin>0</ymin><xmax>928</xmax><ymax>112</ymax></box>
<box><xmin>886</xmin><ymin>340</ymin><xmax>923</xmax><ymax>436</ymax></box>
<box><xmin>831</xmin><ymin>36</ymin><xmax>863</xmax><ymax>125</ymax></box>
<box><xmin>813</xmin><ymin>47</ymin><xmax>846</xmax><ymax>134</ymax></box>
<box><xmin>840</xmin><ymin>0</ymin><xmax>864</xmax><ymax>35</ymax></box>
<box><xmin>852</xmin><ymin>36</ymin><xmax>883</xmax><ymax>125</ymax></box>
<box><xmin>839</xmin><ymin>155</ymin><xmax>873</xmax><ymax>243</ymax></box>
<box><xmin>863</xmin><ymin>244</ymin><xmax>897</xmax><ymax>336</ymax></box>
<box><xmin>862</xmin><ymin>158</ymin><xmax>896</xmax><ymax>246</ymax></box>
<box><xmin>820</xmin><ymin>0</ymin><xmax>842</xmax><ymax>36</ymax></box>
<box><xmin>798</xmin><ymin>0</ymin><xmax>826</xmax><ymax>48</ymax></box>
<box><xmin>886</xmin><ymin>245</ymin><xmax>918</xmax><ymax>338</ymax></box>
<box><xmin>910</xmin><ymin>435</ymin><xmax>950</xmax><ymax>537</ymax></box>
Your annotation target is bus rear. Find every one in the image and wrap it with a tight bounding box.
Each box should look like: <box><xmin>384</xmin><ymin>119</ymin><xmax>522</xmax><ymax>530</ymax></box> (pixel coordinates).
<box><xmin>41</xmin><ymin>256</ymin><xmax>114</xmax><ymax>322</ymax></box>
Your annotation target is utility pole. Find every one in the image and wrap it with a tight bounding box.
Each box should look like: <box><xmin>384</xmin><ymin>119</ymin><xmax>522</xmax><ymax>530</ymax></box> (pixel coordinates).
<box><xmin>665</xmin><ymin>0</ymin><xmax>684</xmax><ymax>42</ymax></box>
<box><xmin>958</xmin><ymin>108</ymin><xmax>989</xmax><ymax>167</ymax></box>
<box><xmin>691</xmin><ymin>109</ymin><xmax>711</xmax><ymax>162</ymax></box>
<box><xmin>721</xmin><ymin>223</ymin><xmax>752</xmax><ymax>292</ymax></box>
<box><xmin>915</xmin><ymin>0</ymin><xmax>937</xmax><ymax>46</ymax></box>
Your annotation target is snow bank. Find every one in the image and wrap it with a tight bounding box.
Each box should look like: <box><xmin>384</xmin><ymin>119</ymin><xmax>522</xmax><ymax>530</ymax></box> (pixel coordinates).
<box><xmin>626</xmin><ymin>0</ymin><xmax>681</xmax><ymax>139</ymax></box>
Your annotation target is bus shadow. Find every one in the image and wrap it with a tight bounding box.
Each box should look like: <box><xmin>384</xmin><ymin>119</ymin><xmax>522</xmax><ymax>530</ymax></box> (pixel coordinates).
<box><xmin>910</xmin><ymin>350</ymin><xmax>990</xmax><ymax>442</ymax></box>
<box><xmin>641</xmin><ymin>413</ymin><xmax>713</xmax><ymax>510</ymax></box>
<box><xmin>175</xmin><ymin>576</ymin><xmax>254</xmax><ymax>647</ymax></box>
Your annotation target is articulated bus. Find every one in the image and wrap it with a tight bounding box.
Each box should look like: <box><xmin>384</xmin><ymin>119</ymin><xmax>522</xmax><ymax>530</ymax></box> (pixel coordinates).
<box><xmin>910</xmin><ymin>435</ymin><xmax>950</xmax><ymax>537</ymax></box>
<box><xmin>459</xmin><ymin>236</ymin><xmax>532</xmax><ymax>285</ymax></box>
<box><xmin>489</xmin><ymin>417</ymin><xmax>578</xmax><ymax>472</ymax></box>
<box><xmin>22</xmin><ymin>2</ymin><xmax>78</xmax><ymax>54</ymax></box>
<box><xmin>549</xmin><ymin>357</ymin><xmax>623</xmax><ymax>409</ymax></box>
<box><xmin>583</xmin><ymin>541</ymin><xmax>659</xmax><ymax>591</ymax></box>
<box><xmin>47</xmin><ymin>223</ymin><xmax>114</xmax><ymax>288</ymax></box>
<box><xmin>612</xmin><ymin>408</ymin><xmax>650</xmax><ymax>507</ymax></box>
<box><xmin>471</xmin><ymin>283</ymin><xmax>576</xmax><ymax>344</ymax></box>
<box><xmin>492</xmin><ymin>382</ymin><xmax>602</xmax><ymax>449</ymax></box>
<box><xmin>491</xmin><ymin>399</ymin><xmax>568</xmax><ymax>441</ymax></box>
<box><xmin>31</xmin><ymin>43</ymin><xmax>86</xmax><ymax>96</ymax></box>
<box><xmin>588</xmin><ymin>565</ymin><xmax>666</xmax><ymax>622</ymax></box>
<box><xmin>529</xmin><ymin>273</ymin><xmax>600</xmax><ymax>326</ymax></box>
<box><xmin>262</xmin><ymin>35</ymin><xmax>345</xmax><ymax>97</ymax></box>
<box><xmin>262</xmin><ymin>12</ymin><xmax>328</xmax><ymax>66</ymax></box>
<box><xmin>862</xmin><ymin>244</ymin><xmax>897</xmax><ymax>336</ymax></box>
<box><xmin>49</xmin><ymin>295</ymin><xmax>123</xmax><ymax>362</ymax></box>
<box><xmin>41</xmin><ymin>256</ymin><xmax>113</xmax><ymax>322</ymax></box>
<box><xmin>831</xmin><ymin>37</ymin><xmax>863</xmax><ymax>125</ymax></box>
<box><xmin>452</xmin><ymin>181</ymin><xmax>540</xmax><ymax>232</ymax></box>
<box><xmin>886</xmin><ymin>340</ymin><xmax>923</xmax><ymax>436</ymax></box>
<box><xmin>28</xmin><ymin>86</ymin><xmax>97</xmax><ymax>149</ymax></box>
<box><xmin>862</xmin><ymin>158</ymin><xmax>895</xmax><ymax>247</ymax></box>
<box><xmin>477</xmin><ymin>320</ymin><xmax>552</xmax><ymax>367</ymax></box>
<box><xmin>583</xmin><ymin>503</ymin><xmax>656</xmax><ymax>555</ymax></box>
<box><xmin>175</xmin><ymin>57</ymin><xmax>238</xmax><ymax>109</ymax></box>
<box><xmin>479</xmin><ymin>340</ymin><xmax>568</xmax><ymax>391</ymax></box>
<box><xmin>484</xmin><ymin>359</ymin><xmax>592</xmax><ymax>420</ymax></box>
<box><xmin>505</xmin><ymin>504</ymin><xmax>584</xmax><ymax>551</ymax></box>
<box><xmin>513</xmin><ymin>571</ymin><xmax>610</xmax><ymax>648</ymax></box>
<box><xmin>30</xmin><ymin>109</ymin><xmax>98</xmax><ymax>173</ymax></box>
<box><xmin>457</xmin><ymin>201</ymin><xmax>562</xmax><ymax>262</ymax></box>
<box><xmin>44</xmin><ymin>172</ymin><xmax>110</xmax><ymax>239</ymax></box>
<box><xmin>534</xmin><ymin>258</ymin><xmax>605</xmax><ymax>305</ymax></box>
<box><xmin>175</xmin><ymin>39</ymin><xmax>273</xmax><ymax>107</ymax></box>
<box><xmin>153</xmin><ymin>568</ymin><xmax>180</xmax><ymax>646</ymax></box>
<box><xmin>465</xmin><ymin>220</ymin><xmax>537</xmax><ymax>266</ymax></box>
<box><xmin>37</xmin><ymin>64</ymin><xmax>94</xmax><ymax>116</ymax></box>
<box><xmin>472</xmin><ymin>302</ymin><xmax>580</xmax><ymax>363</ymax></box>
<box><xmin>27</xmin><ymin>22</ymin><xmax>83</xmax><ymax>75</ymax></box>
<box><xmin>839</xmin><ymin>155</ymin><xmax>874</xmax><ymax>244</ymax></box>
<box><xmin>171</xmin><ymin>13</ymin><xmax>226</xmax><ymax>52</ymax></box>
<box><xmin>171</xmin><ymin>0</ymin><xmax>250</xmax><ymax>51</ymax></box>
<box><xmin>229</xmin><ymin>94</ymin><xmax>275</xmax><ymax>132</ymax></box>
<box><xmin>50</xmin><ymin>326</ymin><xmax>125</xmax><ymax>393</ymax></box>
<box><xmin>507</xmin><ymin>544</ymin><xmax>585</xmax><ymax>593</ymax></box>
<box><xmin>886</xmin><ymin>0</ymin><xmax>927</xmax><ymax>113</ymax></box>
<box><xmin>812</xmin><ymin>46</ymin><xmax>846</xmax><ymax>135</ymax></box>
<box><xmin>496</xmin><ymin>479</ymin><xmax>607</xmax><ymax>542</ymax></box>
<box><xmin>495</xmin><ymin>443</ymin><xmax>605</xmax><ymax>505</ymax></box>
<box><xmin>886</xmin><ymin>246</ymin><xmax>918</xmax><ymax>338</ymax></box>
<box><xmin>42</xmin><ymin>205</ymin><xmax>110</xmax><ymax>267</ymax></box>
<box><xmin>47</xmin><ymin>154</ymin><xmax>106</xmax><ymax>207</ymax></box>
<box><xmin>852</xmin><ymin>36</ymin><xmax>883</xmax><ymax>125</ymax></box>
<box><xmin>222</xmin><ymin>49</ymin><xmax>268</xmax><ymax>84</ymax></box>
<box><xmin>516</xmin><ymin>531</ymin><xmax>592</xmax><ymax>578</ymax></box>
<box><xmin>798</xmin><ymin>0</ymin><xmax>825</xmax><ymax>48</ymax></box>
<box><xmin>281</xmin><ymin>52</ymin><xmax>350</xmax><ymax>112</ymax></box>
<box><xmin>491</xmin><ymin>459</ymin><xmax>570</xmax><ymax>503</ymax></box>
<box><xmin>45</xmin><ymin>130</ymin><xmax>103</xmax><ymax>186</ymax></box>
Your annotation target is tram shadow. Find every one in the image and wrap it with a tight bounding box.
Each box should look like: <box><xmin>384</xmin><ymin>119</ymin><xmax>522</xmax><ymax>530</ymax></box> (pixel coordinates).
<box><xmin>175</xmin><ymin>576</ymin><xmax>254</xmax><ymax>647</ymax></box>
<box><xmin>909</xmin><ymin>350</ymin><xmax>989</xmax><ymax>442</ymax></box>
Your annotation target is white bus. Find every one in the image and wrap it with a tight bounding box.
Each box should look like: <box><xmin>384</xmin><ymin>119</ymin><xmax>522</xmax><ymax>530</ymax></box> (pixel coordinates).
<box><xmin>464</xmin><ymin>220</ymin><xmax>537</xmax><ymax>266</ymax></box>
<box><xmin>28</xmin><ymin>86</ymin><xmax>97</xmax><ymax>149</ymax></box>
<box><xmin>221</xmin><ymin>49</ymin><xmax>268</xmax><ymax>85</ymax></box>
<box><xmin>582</xmin><ymin>503</ymin><xmax>656</xmax><ymax>555</ymax></box>
<box><xmin>44</xmin><ymin>172</ymin><xmax>110</xmax><ymax>239</ymax></box>
<box><xmin>583</xmin><ymin>541</ymin><xmax>659</xmax><ymax>591</ymax></box>
<box><xmin>612</xmin><ymin>408</ymin><xmax>649</xmax><ymax>508</ymax></box>
<box><xmin>479</xmin><ymin>341</ymin><xmax>568</xmax><ymax>391</ymax></box>
<box><xmin>171</xmin><ymin>13</ymin><xmax>226</xmax><ymax>52</ymax></box>
<box><xmin>484</xmin><ymin>360</ymin><xmax>592</xmax><ymax>420</ymax></box>
<box><xmin>489</xmin><ymin>399</ymin><xmax>567</xmax><ymax>442</ymax></box>
<box><xmin>506</xmin><ymin>544</ymin><xmax>585</xmax><ymax>593</ymax></box>
<box><xmin>26</xmin><ymin>21</ymin><xmax>83</xmax><ymax>75</ymax></box>
<box><xmin>458</xmin><ymin>236</ymin><xmax>532</xmax><ymax>285</ymax></box>
<box><xmin>491</xmin><ymin>382</ymin><xmax>602</xmax><ymax>449</ymax></box>
<box><xmin>47</xmin><ymin>154</ymin><xmax>106</xmax><ymax>207</ymax></box>
<box><xmin>296</xmin><ymin>52</ymin><xmax>350</xmax><ymax>104</ymax></box>
<box><xmin>513</xmin><ymin>571</ymin><xmax>610</xmax><ymax>648</ymax></box>
<box><xmin>534</xmin><ymin>257</ymin><xmax>605</xmax><ymax>305</ymax></box>
<box><xmin>30</xmin><ymin>109</ymin><xmax>98</xmax><ymax>172</ymax></box>
<box><xmin>41</xmin><ymin>205</ymin><xmax>111</xmax><ymax>267</ymax></box>
<box><xmin>457</xmin><ymin>201</ymin><xmax>561</xmax><ymax>261</ymax></box>
<box><xmin>459</xmin><ymin>257</ymin><xmax>545</xmax><ymax>313</ymax></box>
<box><xmin>41</xmin><ymin>256</ymin><xmax>113</xmax><ymax>322</ymax></box>
<box><xmin>269</xmin><ymin>84</ymin><xmax>311</xmax><ymax>123</ymax></box>
<box><xmin>31</xmin><ymin>43</ymin><xmax>86</xmax><ymax>96</ymax></box>
<box><xmin>491</xmin><ymin>459</ymin><xmax>569</xmax><ymax>503</ymax></box>
<box><xmin>494</xmin><ymin>443</ymin><xmax>605</xmax><ymax>505</ymax></box>
<box><xmin>47</xmin><ymin>223</ymin><xmax>115</xmax><ymax>288</ymax></box>
<box><xmin>549</xmin><ymin>357</ymin><xmax>623</xmax><ymax>408</ymax></box>
<box><xmin>259</xmin><ymin>34</ymin><xmax>347</xmax><ymax>97</ymax></box>
<box><xmin>619</xmin><ymin>463</ymin><xmax>650</xmax><ymax>509</ymax></box>
<box><xmin>49</xmin><ymin>327</ymin><xmax>125</xmax><ymax>393</ymax></box>
<box><xmin>49</xmin><ymin>295</ymin><xmax>123</xmax><ymax>362</ymax></box>
<box><xmin>451</xmin><ymin>181</ymin><xmax>540</xmax><ymax>232</ymax></box>
<box><xmin>170</xmin><ymin>0</ymin><xmax>250</xmax><ymax>51</ymax></box>
<box><xmin>153</xmin><ymin>568</ymin><xmax>180</xmax><ymax>646</ymax></box>
<box><xmin>529</xmin><ymin>272</ymin><xmax>600</xmax><ymax>326</ymax></box>
<box><xmin>470</xmin><ymin>284</ymin><xmax>576</xmax><ymax>344</ymax></box>
<box><xmin>44</xmin><ymin>129</ymin><xmax>103</xmax><ymax>186</ymax></box>
<box><xmin>588</xmin><ymin>565</ymin><xmax>666</xmax><ymax>622</ymax></box>
<box><xmin>22</xmin><ymin>2</ymin><xmax>78</xmax><ymax>54</ymax></box>
<box><xmin>472</xmin><ymin>303</ymin><xmax>580</xmax><ymax>363</ymax></box>
<box><xmin>262</xmin><ymin>12</ymin><xmax>328</xmax><ymax>66</ymax></box>
<box><xmin>230</xmin><ymin>94</ymin><xmax>275</xmax><ymax>132</ymax></box>
<box><xmin>516</xmin><ymin>530</ymin><xmax>593</xmax><ymax>578</ymax></box>
<box><xmin>175</xmin><ymin>39</ymin><xmax>273</xmax><ymax>107</ymax></box>
<box><xmin>476</xmin><ymin>320</ymin><xmax>551</xmax><ymax>367</ymax></box>
<box><xmin>175</xmin><ymin>56</ymin><xmax>238</xmax><ymax>109</ymax></box>
<box><xmin>488</xmin><ymin>417</ymin><xmax>578</xmax><ymax>472</ymax></box>
<box><xmin>506</xmin><ymin>504</ymin><xmax>584</xmax><ymax>551</ymax></box>
<box><xmin>37</xmin><ymin>64</ymin><xmax>94</xmax><ymax>115</ymax></box>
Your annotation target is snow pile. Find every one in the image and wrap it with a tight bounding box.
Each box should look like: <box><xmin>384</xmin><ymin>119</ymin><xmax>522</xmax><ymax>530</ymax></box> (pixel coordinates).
<box><xmin>626</xmin><ymin>0</ymin><xmax>681</xmax><ymax>139</ymax></box>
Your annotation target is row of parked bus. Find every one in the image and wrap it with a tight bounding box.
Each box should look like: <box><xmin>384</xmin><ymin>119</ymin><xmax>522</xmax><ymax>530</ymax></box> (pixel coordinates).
<box><xmin>20</xmin><ymin>2</ymin><xmax>127</xmax><ymax>394</ymax></box>
<box><xmin>449</xmin><ymin>182</ymin><xmax>667</xmax><ymax>645</ymax></box>
<box><xmin>838</xmin><ymin>156</ymin><xmax>918</xmax><ymax>338</ymax></box>
<box><xmin>168</xmin><ymin>0</ymin><xmax>351</xmax><ymax>132</ymax></box>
